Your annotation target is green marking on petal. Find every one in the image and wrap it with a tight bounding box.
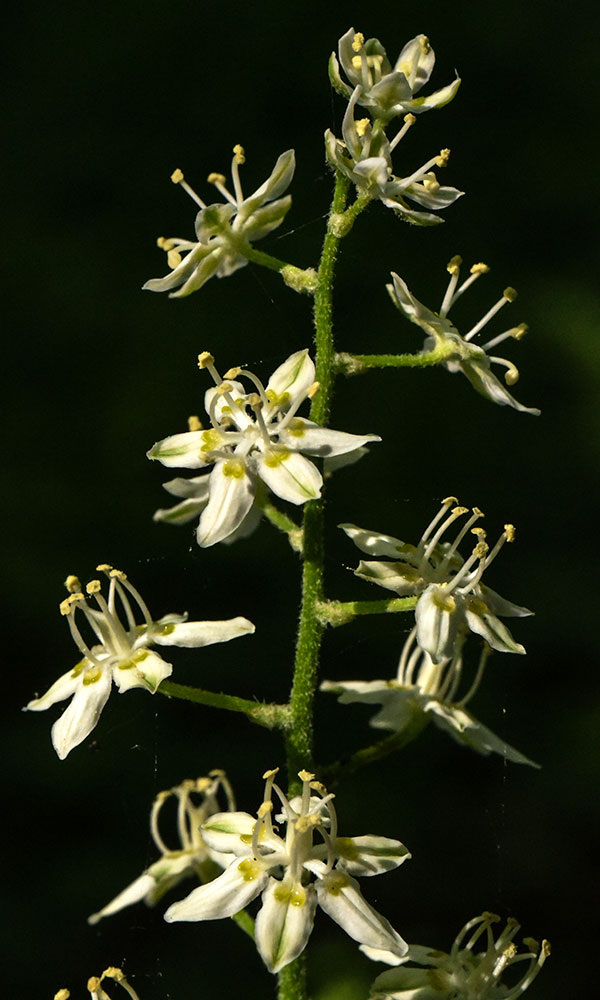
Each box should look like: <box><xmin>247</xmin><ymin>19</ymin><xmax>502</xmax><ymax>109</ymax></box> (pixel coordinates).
<box><xmin>273</xmin><ymin>884</ymin><xmax>307</xmax><ymax>907</ymax></box>
<box><xmin>223</xmin><ymin>460</ymin><xmax>246</xmax><ymax>479</ymax></box>
<box><xmin>264</xmin><ymin>449</ymin><xmax>291</xmax><ymax>468</ymax></box>
<box><xmin>238</xmin><ymin>858</ymin><xmax>262</xmax><ymax>881</ymax></box>
<box><xmin>325</xmin><ymin>873</ymin><xmax>349</xmax><ymax>895</ymax></box>
<box><xmin>82</xmin><ymin>666</ymin><xmax>103</xmax><ymax>685</ymax></box>
<box><xmin>157</xmin><ymin>623</ymin><xmax>176</xmax><ymax>636</ymax></box>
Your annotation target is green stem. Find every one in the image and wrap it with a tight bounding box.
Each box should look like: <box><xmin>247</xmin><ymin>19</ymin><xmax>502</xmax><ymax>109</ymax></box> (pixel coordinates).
<box><xmin>315</xmin><ymin>596</ymin><xmax>418</xmax><ymax>627</ymax></box>
<box><xmin>277</xmin><ymin>953</ymin><xmax>308</xmax><ymax>1000</ymax></box>
<box><xmin>320</xmin><ymin>717</ymin><xmax>429</xmax><ymax>786</ymax></box>
<box><xmin>236</xmin><ymin>243</ymin><xmax>294</xmax><ymax>273</ymax></box>
<box><xmin>158</xmin><ymin>681</ymin><xmax>289</xmax><ymax>730</ymax></box>
<box><xmin>335</xmin><ymin>345</ymin><xmax>453</xmax><ymax>376</ymax></box>
<box><xmin>259</xmin><ymin>498</ymin><xmax>304</xmax><ymax>553</ymax></box>
<box><xmin>231</xmin><ymin>909</ymin><xmax>255</xmax><ymax>940</ymax></box>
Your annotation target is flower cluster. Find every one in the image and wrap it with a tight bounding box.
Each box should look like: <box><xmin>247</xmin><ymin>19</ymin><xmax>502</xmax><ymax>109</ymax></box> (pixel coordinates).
<box><xmin>143</xmin><ymin>146</ymin><xmax>294</xmax><ymax>298</ymax></box>
<box><xmin>149</xmin><ymin>349</ymin><xmax>380</xmax><ymax>546</ymax></box>
<box><xmin>164</xmin><ymin>768</ymin><xmax>410</xmax><ymax>973</ymax></box>
<box><xmin>370</xmin><ymin>913</ymin><xmax>550</xmax><ymax>1000</ymax></box>
<box><xmin>25</xmin><ymin>566</ymin><xmax>254</xmax><ymax>758</ymax></box>
<box><xmin>329</xmin><ymin>29</ymin><xmax>460</xmax><ymax>121</ymax></box>
<box><xmin>89</xmin><ymin>771</ymin><xmax>236</xmax><ymax>924</ymax></box>
<box><xmin>388</xmin><ymin>257</ymin><xmax>540</xmax><ymax>413</ymax></box>
<box><xmin>341</xmin><ymin>497</ymin><xmax>531</xmax><ymax>663</ymax></box>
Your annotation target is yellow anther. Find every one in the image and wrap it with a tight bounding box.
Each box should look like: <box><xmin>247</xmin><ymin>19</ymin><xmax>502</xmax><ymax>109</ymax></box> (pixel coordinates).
<box><xmin>167</xmin><ymin>249</ymin><xmax>182</xmax><ymax>269</ymax></box>
<box><xmin>207</xmin><ymin>172</ymin><xmax>226</xmax><ymax>185</ymax></box>
<box><xmin>352</xmin><ymin>31</ymin><xmax>365</xmax><ymax>51</ymax></box>
<box><xmin>504</xmin><ymin>362</ymin><xmax>520</xmax><ymax>385</ymax></box>
<box><xmin>102</xmin><ymin>968</ymin><xmax>125</xmax><ymax>982</ymax></box>
<box><xmin>262</xmin><ymin>767</ymin><xmax>279</xmax><ymax>780</ymax></box>
<box><xmin>403</xmin><ymin>114</ymin><xmax>416</xmax><ymax>127</ymax></box>
<box><xmin>472</xmin><ymin>507</ymin><xmax>484</xmax><ymax>518</ymax></box>
<box><xmin>248</xmin><ymin>392</ymin><xmax>263</xmax><ymax>410</ymax></box>
<box><xmin>452</xmin><ymin>506</ymin><xmax>469</xmax><ymax>516</ymax></box>
<box><xmin>471</xmin><ymin>526</ymin><xmax>487</xmax><ymax>539</ymax></box>
<box><xmin>64</xmin><ymin>574</ymin><xmax>81</xmax><ymax>593</ymax></box>
<box><xmin>470</xmin><ymin>262</ymin><xmax>489</xmax><ymax>274</ymax></box>
<box><xmin>258</xmin><ymin>800</ymin><xmax>273</xmax><ymax>818</ymax></box>
<box><xmin>195</xmin><ymin>777</ymin><xmax>212</xmax><ymax>792</ymax></box>
<box><xmin>541</xmin><ymin>940</ymin><xmax>551</xmax><ymax>957</ymax></box>
<box><xmin>420</xmin><ymin>35</ymin><xmax>430</xmax><ymax>52</ymax></box>
<box><xmin>351</xmin><ymin>55</ymin><xmax>362</xmax><ymax>69</ymax></box>
<box><xmin>96</xmin><ymin>563</ymin><xmax>112</xmax><ymax>572</ymax></box>
<box><xmin>223</xmin><ymin>459</ymin><xmax>246</xmax><ymax>479</ymax></box>
<box><xmin>309</xmin><ymin>780</ymin><xmax>327</xmax><ymax>794</ymax></box>
<box><xmin>170</xmin><ymin>168</ymin><xmax>184</xmax><ymax>184</ymax></box>
<box><xmin>198</xmin><ymin>351</ymin><xmax>215</xmax><ymax>369</ymax></box>
<box><xmin>436</xmin><ymin>148</ymin><xmax>451</xmax><ymax>167</ymax></box>
<box><xmin>188</xmin><ymin>414</ymin><xmax>202</xmax><ymax>431</ymax></box>
<box><xmin>157</xmin><ymin>236</ymin><xmax>174</xmax><ymax>251</ymax></box>
<box><xmin>355</xmin><ymin>118</ymin><xmax>370</xmax><ymax>137</ymax></box>
<box><xmin>87</xmin><ymin>978</ymin><xmax>101</xmax><ymax>992</ymax></box>
<box><xmin>473</xmin><ymin>541</ymin><xmax>489</xmax><ymax>559</ymax></box>
<box><xmin>296</xmin><ymin>813</ymin><xmax>321</xmax><ymax>833</ymax></box>
<box><xmin>446</xmin><ymin>254</ymin><xmax>463</xmax><ymax>274</ymax></box>
<box><xmin>514</xmin><ymin>322</ymin><xmax>528</xmax><ymax>339</ymax></box>
<box><xmin>54</xmin><ymin>990</ymin><xmax>70</xmax><ymax>1000</ymax></box>
<box><xmin>423</xmin><ymin>177</ymin><xmax>440</xmax><ymax>193</ymax></box>
<box><xmin>307</xmin><ymin>381</ymin><xmax>320</xmax><ymax>399</ymax></box>
<box><xmin>233</xmin><ymin>143</ymin><xmax>245</xmax><ymax>164</ymax></box>
<box><xmin>109</xmin><ymin>568</ymin><xmax>127</xmax><ymax>581</ymax></box>
<box><xmin>59</xmin><ymin>595</ymin><xmax>78</xmax><ymax>616</ymax></box>
<box><xmin>442</xmin><ymin>495</ymin><xmax>458</xmax><ymax>505</ymax></box>
<box><xmin>209</xmin><ymin>767</ymin><xmax>226</xmax><ymax>777</ymax></box>
<box><xmin>298</xmin><ymin>769</ymin><xmax>315</xmax><ymax>782</ymax></box>
<box><xmin>504</xmin><ymin>523</ymin><xmax>516</xmax><ymax>542</ymax></box>
<box><xmin>504</xmin><ymin>943</ymin><xmax>518</xmax><ymax>959</ymax></box>
<box><xmin>216</xmin><ymin>381</ymin><xmax>234</xmax><ymax>396</ymax></box>
<box><xmin>224</xmin><ymin>366</ymin><xmax>242</xmax><ymax>379</ymax></box>
<box><xmin>503</xmin><ymin>286</ymin><xmax>518</xmax><ymax>302</ymax></box>
<box><xmin>86</xmin><ymin>579</ymin><xmax>102</xmax><ymax>595</ymax></box>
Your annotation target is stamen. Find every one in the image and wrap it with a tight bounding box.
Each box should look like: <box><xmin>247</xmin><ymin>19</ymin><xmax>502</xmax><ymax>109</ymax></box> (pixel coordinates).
<box><xmin>440</xmin><ymin>255</ymin><xmax>462</xmax><ymax>317</ymax></box>
<box><xmin>400</xmin><ymin>150</ymin><xmax>449</xmax><ymax>190</ymax></box>
<box><xmin>355</xmin><ymin>118</ymin><xmax>370</xmax><ymax>138</ymax></box>
<box><xmin>389</xmin><ymin>113</ymin><xmax>416</xmax><ymax>152</ymax></box>
<box><xmin>167</xmin><ymin>249</ymin><xmax>182</xmax><ymax>269</ymax></box>
<box><xmin>481</xmin><ymin>323</ymin><xmax>528</xmax><ymax>351</ymax></box>
<box><xmin>170</xmin><ymin>168</ymin><xmax>207</xmax><ymax>209</ymax></box>
<box><xmin>232</xmin><ymin>367</ymin><xmax>269</xmax><ymax>406</ymax></box>
<box><xmin>64</xmin><ymin>574</ymin><xmax>81</xmax><ymax>593</ymax></box>
<box><xmin>396</xmin><ymin>626</ymin><xmax>418</xmax><ymax>684</ymax></box>
<box><xmin>489</xmin><ymin>356</ymin><xmax>520</xmax><ymax>384</ymax></box>
<box><xmin>456</xmin><ymin>642</ymin><xmax>491</xmax><ymax>706</ymax></box>
<box><xmin>207</xmin><ymin>171</ymin><xmax>237</xmax><ymax>207</ymax></box>
<box><xmin>352</xmin><ymin>32</ymin><xmax>365</xmax><ymax>52</ymax></box>
<box><xmin>464</xmin><ymin>289</ymin><xmax>515</xmax><ymax>342</ymax></box>
<box><xmin>198</xmin><ymin>351</ymin><xmax>223</xmax><ymax>387</ymax></box>
<box><xmin>438</xmin><ymin>507</ymin><xmax>485</xmax><ymax>570</ymax></box>
<box><xmin>419</xmin><ymin>497</ymin><xmax>458</xmax><ymax>549</ymax></box>
<box><xmin>188</xmin><ymin>415</ymin><xmax>202</xmax><ymax>431</ymax></box>
<box><xmin>448</xmin><ymin>261</ymin><xmax>490</xmax><ymax>310</ymax></box>
<box><xmin>421</xmin><ymin>506</ymin><xmax>468</xmax><ymax>565</ymax></box>
<box><xmin>150</xmin><ymin>790</ymin><xmax>172</xmax><ymax>854</ymax></box>
<box><xmin>231</xmin><ymin>145</ymin><xmax>245</xmax><ymax>204</ymax></box>
<box><xmin>86</xmin><ymin>579</ymin><xmax>102</xmax><ymax>594</ymax></box>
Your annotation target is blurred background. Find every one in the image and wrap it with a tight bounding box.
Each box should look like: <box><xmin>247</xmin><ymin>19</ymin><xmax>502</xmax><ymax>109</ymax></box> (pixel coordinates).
<box><xmin>4</xmin><ymin>1</ymin><xmax>598</xmax><ymax>997</ymax></box>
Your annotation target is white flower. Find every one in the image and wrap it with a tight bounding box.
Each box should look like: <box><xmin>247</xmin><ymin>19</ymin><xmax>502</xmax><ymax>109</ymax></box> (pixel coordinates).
<box><xmin>164</xmin><ymin>768</ymin><xmax>410</xmax><ymax>973</ymax></box>
<box><xmin>322</xmin><ymin>628</ymin><xmax>538</xmax><ymax>766</ymax></box>
<box><xmin>148</xmin><ymin>349</ymin><xmax>380</xmax><ymax>547</ymax></box>
<box><xmin>325</xmin><ymin>89</ymin><xmax>463</xmax><ymax>226</ymax></box>
<box><xmin>89</xmin><ymin>771</ymin><xmax>236</xmax><ymax>924</ymax></box>
<box><xmin>25</xmin><ymin>565</ymin><xmax>255</xmax><ymax>759</ymax></box>
<box><xmin>341</xmin><ymin>497</ymin><xmax>531</xmax><ymax>663</ymax></box>
<box><xmin>370</xmin><ymin>913</ymin><xmax>550</xmax><ymax>1000</ymax></box>
<box><xmin>388</xmin><ymin>257</ymin><xmax>540</xmax><ymax>414</ymax></box>
<box><xmin>143</xmin><ymin>145</ymin><xmax>294</xmax><ymax>298</ymax></box>
<box><xmin>329</xmin><ymin>29</ymin><xmax>460</xmax><ymax>122</ymax></box>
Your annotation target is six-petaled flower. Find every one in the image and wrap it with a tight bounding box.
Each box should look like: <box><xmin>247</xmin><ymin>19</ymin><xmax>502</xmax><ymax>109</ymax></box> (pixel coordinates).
<box><xmin>25</xmin><ymin>566</ymin><xmax>254</xmax><ymax>758</ymax></box>
<box><xmin>164</xmin><ymin>768</ymin><xmax>410</xmax><ymax>973</ymax></box>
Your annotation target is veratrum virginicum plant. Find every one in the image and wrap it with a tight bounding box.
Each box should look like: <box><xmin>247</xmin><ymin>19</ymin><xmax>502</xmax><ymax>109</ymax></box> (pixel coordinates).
<box><xmin>30</xmin><ymin>25</ymin><xmax>549</xmax><ymax>1000</ymax></box>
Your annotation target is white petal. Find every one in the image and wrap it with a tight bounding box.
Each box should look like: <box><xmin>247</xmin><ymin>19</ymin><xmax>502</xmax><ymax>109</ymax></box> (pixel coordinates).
<box><xmin>153</xmin><ymin>497</ymin><xmax>208</xmax><ymax>525</ymax></box>
<box><xmin>51</xmin><ymin>667</ymin><xmax>112</xmax><ymax>760</ymax></box>
<box><xmin>465</xmin><ymin>608</ymin><xmax>525</xmax><ymax>654</ymax></box>
<box><xmin>340</xmin><ymin>523</ymin><xmax>417</xmax><ymax>561</ymax></box>
<box><xmin>258</xmin><ymin>450</ymin><xmax>321</xmax><ymax>504</ymax></box>
<box><xmin>88</xmin><ymin>873</ymin><xmax>157</xmax><ymax>924</ymax></box>
<box><xmin>25</xmin><ymin>664</ymin><xmax>83</xmax><ymax>711</ymax></box>
<box><xmin>255</xmin><ymin>877</ymin><xmax>317</xmax><ymax>973</ymax></box>
<box><xmin>279</xmin><ymin>419</ymin><xmax>381</xmax><ymax>458</ymax></box>
<box><xmin>316</xmin><ymin>871</ymin><xmax>407</xmax><ymax>960</ymax></box>
<box><xmin>355</xmin><ymin>559</ymin><xmax>424</xmax><ymax>595</ymax></box>
<box><xmin>152</xmin><ymin>616</ymin><xmax>255</xmax><ymax>648</ymax></box>
<box><xmin>164</xmin><ymin>858</ymin><xmax>268</xmax><ymax>921</ymax></box>
<box><xmin>163</xmin><ymin>475</ymin><xmax>212</xmax><ymax>500</ymax></box>
<box><xmin>113</xmin><ymin>649</ymin><xmax>172</xmax><ymax>694</ymax></box>
<box><xmin>334</xmin><ymin>835</ymin><xmax>411</xmax><ymax>877</ymax></box>
<box><xmin>265</xmin><ymin>349</ymin><xmax>315</xmax><ymax>410</ymax></box>
<box><xmin>196</xmin><ymin>460</ymin><xmax>255</xmax><ymax>547</ymax></box>
<box><xmin>426</xmin><ymin>700</ymin><xmax>539</xmax><ymax>767</ymax></box>
<box><xmin>415</xmin><ymin>586</ymin><xmax>462</xmax><ymax>662</ymax></box>
<box><xmin>201</xmin><ymin>812</ymin><xmax>258</xmax><ymax>856</ymax></box>
<box><xmin>147</xmin><ymin>431</ymin><xmax>214</xmax><ymax>469</ymax></box>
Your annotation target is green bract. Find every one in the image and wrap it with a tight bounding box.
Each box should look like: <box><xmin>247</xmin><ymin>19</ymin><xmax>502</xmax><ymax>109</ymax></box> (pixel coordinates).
<box><xmin>143</xmin><ymin>146</ymin><xmax>294</xmax><ymax>298</ymax></box>
<box><xmin>330</xmin><ymin>28</ymin><xmax>460</xmax><ymax>122</ymax></box>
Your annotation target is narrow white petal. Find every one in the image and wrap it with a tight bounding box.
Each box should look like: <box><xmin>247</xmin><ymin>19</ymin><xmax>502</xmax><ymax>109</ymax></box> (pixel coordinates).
<box><xmin>152</xmin><ymin>616</ymin><xmax>255</xmax><ymax>648</ymax></box>
<box><xmin>147</xmin><ymin>431</ymin><xmax>214</xmax><ymax>469</ymax></box>
<box><xmin>25</xmin><ymin>665</ymin><xmax>82</xmax><ymax>712</ymax></box>
<box><xmin>340</xmin><ymin>523</ymin><xmax>416</xmax><ymax>561</ymax></box>
<box><xmin>265</xmin><ymin>349</ymin><xmax>315</xmax><ymax>409</ymax></box>
<box><xmin>356</xmin><ymin>559</ymin><xmax>424</xmax><ymax>595</ymax></box>
<box><xmin>316</xmin><ymin>871</ymin><xmax>407</xmax><ymax>959</ymax></box>
<box><xmin>196</xmin><ymin>461</ymin><xmax>255</xmax><ymax>547</ymax></box>
<box><xmin>415</xmin><ymin>587</ymin><xmax>461</xmax><ymax>662</ymax></box>
<box><xmin>465</xmin><ymin>608</ymin><xmax>525</xmax><ymax>654</ymax></box>
<box><xmin>334</xmin><ymin>835</ymin><xmax>411</xmax><ymax>877</ymax></box>
<box><xmin>164</xmin><ymin>858</ymin><xmax>268</xmax><ymax>921</ymax></box>
<box><xmin>51</xmin><ymin>668</ymin><xmax>112</xmax><ymax>760</ymax></box>
<box><xmin>258</xmin><ymin>451</ymin><xmax>321</xmax><ymax>505</ymax></box>
<box><xmin>113</xmin><ymin>649</ymin><xmax>172</xmax><ymax>694</ymax></box>
<box><xmin>201</xmin><ymin>812</ymin><xmax>259</xmax><ymax>856</ymax></box>
<box><xmin>279</xmin><ymin>419</ymin><xmax>380</xmax><ymax>458</ymax></box>
<box><xmin>427</xmin><ymin>700</ymin><xmax>539</xmax><ymax>767</ymax></box>
<box><xmin>255</xmin><ymin>877</ymin><xmax>317</xmax><ymax>973</ymax></box>
<box><xmin>88</xmin><ymin>873</ymin><xmax>157</xmax><ymax>924</ymax></box>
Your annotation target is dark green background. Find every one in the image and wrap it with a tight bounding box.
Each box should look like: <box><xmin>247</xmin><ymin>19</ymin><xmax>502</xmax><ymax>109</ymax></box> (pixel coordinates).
<box><xmin>4</xmin><ymin>2</ymin><xmax>598</xmax><ymax>998</ymax></box>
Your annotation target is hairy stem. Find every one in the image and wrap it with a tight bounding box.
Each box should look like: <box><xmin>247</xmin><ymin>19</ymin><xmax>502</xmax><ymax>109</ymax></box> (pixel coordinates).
<box><xmin>158</xmin><ymin>681</ymin><xmax>289</xmax><ymax>730</ymax></box>
<box><xmin>336</xmin><ymin>344</ymin><xmax>453</xmax><ymax>376</ymax></box>
<box><xmin>316</xmin><ymin>596</ymin><xmax>418</xmax><ymax>627</ymax></box>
